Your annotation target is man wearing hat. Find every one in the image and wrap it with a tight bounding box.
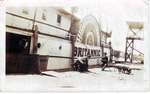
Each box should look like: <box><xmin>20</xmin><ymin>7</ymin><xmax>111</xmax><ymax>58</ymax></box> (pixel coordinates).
<box><xmin>101</xmin><ymin>52</ymin><xmax>108</xmax><ymax>71</ymax></box>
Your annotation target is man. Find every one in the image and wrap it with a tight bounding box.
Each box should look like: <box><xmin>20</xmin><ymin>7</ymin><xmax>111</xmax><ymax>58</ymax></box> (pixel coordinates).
<box><xmin>82</xmin><ymin>55</ymin><xmax>91</xmax><ymax>72</ymax></box>
<box><xmin>74</xmin><ymin>55</ymin><xmax>91</xmax><ymax>72</ymax></box>
<box><xmin>101</xmin><ymin>53</ymin><xmax>108</xmax><ymax>71</ymax></box>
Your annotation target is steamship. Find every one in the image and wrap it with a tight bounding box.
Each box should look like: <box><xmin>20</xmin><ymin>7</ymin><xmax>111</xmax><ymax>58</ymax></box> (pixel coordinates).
<box><xmin>6</xmin><ymin>7</ymin><xmax>111</xmax><ymax>74</ymax></box>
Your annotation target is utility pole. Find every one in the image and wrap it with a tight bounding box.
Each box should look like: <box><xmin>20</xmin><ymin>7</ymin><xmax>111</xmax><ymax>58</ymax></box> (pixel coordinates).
<box><xmin>69</xmin><ymin>7</ymin><xmax>78</xmax><ymax>69</ymax></box>
<box><xmin>32</xmin><ymin>8</ymin><xmax>38</xmax><ymax>54</ymax></box>
<box><xmin>32</xmin><ymin>25</ymin><xmax>38</xmax><ymax>54</ymax></box>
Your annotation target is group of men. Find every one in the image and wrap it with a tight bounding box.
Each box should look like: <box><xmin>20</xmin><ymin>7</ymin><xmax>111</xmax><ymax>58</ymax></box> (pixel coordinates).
<box><xmin>73</xmin><ymin>52</ymin><xmax>109</xmax><ymax>72</ymax></box>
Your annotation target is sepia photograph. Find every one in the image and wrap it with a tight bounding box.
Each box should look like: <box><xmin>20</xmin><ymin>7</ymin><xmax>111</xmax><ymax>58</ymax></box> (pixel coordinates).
<box><xmin>0</xmin><ymin>0</ymin><xmax>150</xmax><ymax>92</ymax></box>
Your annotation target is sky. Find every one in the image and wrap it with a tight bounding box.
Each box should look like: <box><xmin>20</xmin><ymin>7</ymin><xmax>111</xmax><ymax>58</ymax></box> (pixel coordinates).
<box><xmin>70</xmin><ymin>0</ymin><xmax>148</xmax><ymax>53</ymax></box>
<box><xmin>4</xmin><ymin>0</ymin><xmax>149</xmax><ymax>53</ymax></box>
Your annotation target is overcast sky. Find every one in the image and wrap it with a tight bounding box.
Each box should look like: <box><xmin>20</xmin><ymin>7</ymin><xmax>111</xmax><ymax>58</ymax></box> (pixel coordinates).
<box><xmin>5</xmin><ymin>0</ymin><xmax>148</xmax><ymax>53</ymax></box>
<box><xmin>71</xmin><ymin>0</ymin><xmax>148</xmax><ymax>53</ymax></box>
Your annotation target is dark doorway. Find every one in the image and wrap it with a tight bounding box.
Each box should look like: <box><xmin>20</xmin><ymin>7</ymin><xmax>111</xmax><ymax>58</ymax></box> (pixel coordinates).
<box><xmin>6</xmin><ymin>32</ymin><xmax>32</xmax><ymax>74</ymax></box>
<box><xmin>6</xmin><ymin>32</ymin><xmax>31</xmax><ymax>54</ymax></box>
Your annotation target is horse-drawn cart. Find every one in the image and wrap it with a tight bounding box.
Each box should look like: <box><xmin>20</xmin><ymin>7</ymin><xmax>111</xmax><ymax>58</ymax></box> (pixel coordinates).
<box><xmin>103</xmin><ymin>63</ymin><xmax>142</xmax><ymax>75</ymax></box>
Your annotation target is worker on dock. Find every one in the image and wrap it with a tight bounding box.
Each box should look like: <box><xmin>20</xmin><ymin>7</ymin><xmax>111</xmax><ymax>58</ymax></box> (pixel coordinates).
<box><xmin>101</xmin><ymin>52</ymin><xmax>108</xmax><ymax>71</ymax></box>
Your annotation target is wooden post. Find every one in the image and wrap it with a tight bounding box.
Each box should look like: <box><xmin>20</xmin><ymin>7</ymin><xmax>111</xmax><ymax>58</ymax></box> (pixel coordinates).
<box><xmin>130</xmin><ymin>39</ymin><xmax>134</xmax><ymax>63</ymax></box>
<box><xmin>125</xmin><ymin>38</ymin><xmax>128</xmax><ymax>62</ymax></box>
<box><xmin>109</xmin><ymin>42</ymin><xmax>112</xmax><ymax>63</ymax></box>
<box><xmin>32</xmin><ymin>25</ymin><xmax>38</xmax><ymax>54</ymax></box>
<box><xmin>32</xmin><ymin>25</ymin><xmax>41</xmax><ymax>73</ymax></box>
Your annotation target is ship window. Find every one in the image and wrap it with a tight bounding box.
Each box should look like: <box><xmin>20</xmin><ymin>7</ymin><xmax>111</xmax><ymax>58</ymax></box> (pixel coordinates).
<box><xmin>42</xmin><ymin>13</ymin><xmax>46</xmax><ymax>20</ymax></box>
<box><xmin>22</xmin><ymin>8</ymin><xmax>29</xmax><ymax>15</ymax></box>
<box><xmin>57</xmin><ymin>15</ymin><xmax>61</xmax><ymax>24</ymax></box>
<box><xmin>42</xmin><ymin>9</ymin><xmax>47</xmax><ymax>21</ymax></box>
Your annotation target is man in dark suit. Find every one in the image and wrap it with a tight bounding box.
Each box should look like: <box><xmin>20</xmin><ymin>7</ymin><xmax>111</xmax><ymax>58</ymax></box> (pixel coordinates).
<box><xmin>101</xmin><ymin>53</ymin><xmax>108</xmax><ymax>71</ymax></box>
